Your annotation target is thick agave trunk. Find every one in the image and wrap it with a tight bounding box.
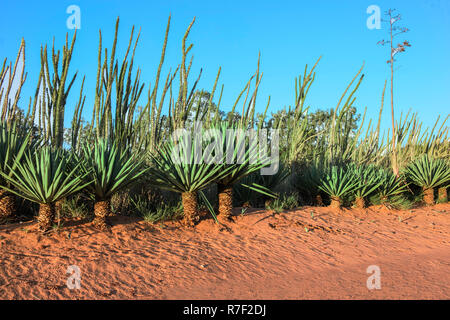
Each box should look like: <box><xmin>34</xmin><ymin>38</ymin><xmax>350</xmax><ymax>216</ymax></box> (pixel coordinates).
<box><xmin>438</xmin><ymin>187</ymin><xmax>448</xmax><ymax>203</ymax></box>
<box><xmin>329</xmin><ymin>196</ymin><xmax>342</xmax><ymax>209</ymax></box>
<box><xmin>0</xmin><ymin>189</ymin><xmax>15</xmax><ymax>217</ymax></box>
<box><xmin>93</xmin><ymin>199</ymin><xmax>111</xmax><ymax>230</ymax></box>
<box><xmin>182</xmin><ymin>192</ymin><xmax>199</xmax><ymax>227</ymax></box>
<box><xmin>38</xmin><ymin>203</ymin><xmax>55</xmax><ymax>232</ymax></box>
<box><xmin>355</xmin><ymin>197</ymin><xmax>366</xmax><ymax>209</ymax></box>
<box><xmin>423</xmin><ymin>187</ymin><xmax>435</xmax><ymax>206</ymax></box>
<box><xmin>218</xmin><ymin>183</ymin><xmax>233</xmax><ymax>221</ymax></box>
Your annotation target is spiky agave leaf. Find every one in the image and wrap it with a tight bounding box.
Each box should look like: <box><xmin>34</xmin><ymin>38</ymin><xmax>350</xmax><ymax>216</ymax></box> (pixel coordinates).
<box><xmin>0</xmin><ymin>147</ymin><xmax>90</xmax><ymax>204</ymax></box>
<box><xmin>81</xmin><ymin>139</ymin><xmax>147</xmax><ymax>201</ymax></box>
<box><xmin>0</xmin><ymin>120</ymin><xmax>33</xmax><ymax>184</ymax></box>
<box><xmin>207</xmin><ymin>122</ymin><xmax>278</xmax><ymax>209</ymax></box>
<box><xmin>148</xmin><ymin>131</ymin><xmax>234</xmax><ymax>224</ymax></box>
<box><xmin>234</xmin><ymin>163</ymin><xmax>289</xmax><ymax>205</ymax></box>
<box><xmin>377</xmin><ymin>168</ymin><xmax>408</xmax><ymax>200</ymax></box>
<box><xmin>350</xmin><ymin>164</ymin><xmax>383</xmax><ymax>198</ymax></box>
<box><xmin>215</xmin><ymin>122</ymin><xmax>272</xmax><ymax>186</ymax></box>
<box><xmin>208</xmin><ymin>122</ymin><xmax>278</xmax><ymax>219</ymax></box>
<box><xmin>256</xmin><ymin>162</ymin><xmax>290</xmax><ymax>191</ymax></box>
<box><xmin>318</xmin><ymin>165</ymin><xmax>359</xmax><ymax>199</ymax></box>
<box><xmin>232</xmin><ymin>173</ymin><xmax>259</xmax><ymax>206</ymax></box>
<box><xmin>405</xmin><ymin>154</ymin><xmax>450</xmax><ymax>190</ymax></box>
<box><xmin>147</xmin><ymin>130</ymin><xmax>230</xmax><ymax>193</ymax></box>
<box><xmin>0</xmin><ymin>120</ymin><xmax>35</xmax><ymax>217</ymax></box>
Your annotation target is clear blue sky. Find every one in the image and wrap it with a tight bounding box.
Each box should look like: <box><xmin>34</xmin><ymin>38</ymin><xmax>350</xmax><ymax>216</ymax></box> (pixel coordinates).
<box><xmin>1</xmin><ymin>0</ymin><xmax>449</xmax><ymax>133</ymax></box>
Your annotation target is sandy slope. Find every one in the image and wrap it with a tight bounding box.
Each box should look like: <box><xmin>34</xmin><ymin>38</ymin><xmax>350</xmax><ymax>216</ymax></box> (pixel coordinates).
<box><xmin>0</xmin><ymin>204</ymin><xmax>449</xmax><ymax>299</ymax></box>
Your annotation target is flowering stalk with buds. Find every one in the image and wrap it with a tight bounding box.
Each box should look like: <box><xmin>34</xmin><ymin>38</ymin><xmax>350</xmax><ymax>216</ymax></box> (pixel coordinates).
<box><xmin>378</xmin><ymin>8</ymin><xmax>411</xmax><ymax>178</ymax></box>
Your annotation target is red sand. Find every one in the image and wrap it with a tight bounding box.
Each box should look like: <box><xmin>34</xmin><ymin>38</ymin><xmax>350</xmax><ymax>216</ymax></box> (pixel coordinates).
<box><xmin>0</xmin><ymin>204</ymin><xmax>449</xmax><ymax>299</ymax></box>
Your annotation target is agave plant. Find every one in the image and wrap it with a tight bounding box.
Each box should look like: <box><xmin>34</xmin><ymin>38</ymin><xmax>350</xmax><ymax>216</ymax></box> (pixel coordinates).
<box><xmin>254</xmin><ymin>163</ymin><xmax>289</xmax><ymax>208</ymax></box>
<box><xmin>318</xmin><ymin>165</ymin><xmax>359</xmax><ymax>208</ymax></box>
<box><xmin>214</xmin><ymin>123</ymin><xmax>275</xmax><ymax>221</ymax></box>
<box><xmin>0</xmin><ymin>121</ymin><xmax>31</xmax><ymax>217</ymax></box>
<box><xmin>234</xmin><ymin>163</ymin><xmax>289</xmax><ymax>208</ymax></box>
<box><xmin>233</xmin><ymin>173</ymin><xmax>259</xmax><ymax>207</ymax></box>
<box><xmin>376</xmin><ymin>168</ymin><xmax>408</xmax><ymax>205</ymax></box>
<box><xmin>350</xmin><ymin>164</ymin><xmax>383</xmax><ymax>208</ymax></box>
<box><xmin>81</xmin><ymin>139</ymin><xmax>147</xmax><ymax>230</ymax></box>
<box><xmin>405</xmin><ymin>155</ymin><xmax>450</xmax><ymax>205</ymax></box>
<box><xmin>147</xmin><ymin>132</ymin><xmax>231</xmax><ymax>227</ymax></box>
<box><xmin>0</xmin><ymin>147</ymin><xmax>90</xmax><ymax>232</ymax></box>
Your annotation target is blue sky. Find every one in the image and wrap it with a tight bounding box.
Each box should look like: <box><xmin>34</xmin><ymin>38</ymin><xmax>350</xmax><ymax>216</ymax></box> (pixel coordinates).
<box><xmin>1</xmin><ymin>0</ymin><xmax>449</xmax><ymax>133</ymax></box>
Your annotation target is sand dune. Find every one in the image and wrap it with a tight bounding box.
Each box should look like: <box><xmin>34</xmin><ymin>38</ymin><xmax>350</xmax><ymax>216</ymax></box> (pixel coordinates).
<box><xmin>0</xmin><ymin>204</ymin><xmax>449</xmax><ymax>299</ymax></box>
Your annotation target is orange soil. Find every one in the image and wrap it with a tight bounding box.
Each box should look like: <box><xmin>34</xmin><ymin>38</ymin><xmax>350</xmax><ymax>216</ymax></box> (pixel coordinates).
<box><xmin>0</xmin><ymin>204</ymin><xmax>449</xmax><ymax>300</ymax></box>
